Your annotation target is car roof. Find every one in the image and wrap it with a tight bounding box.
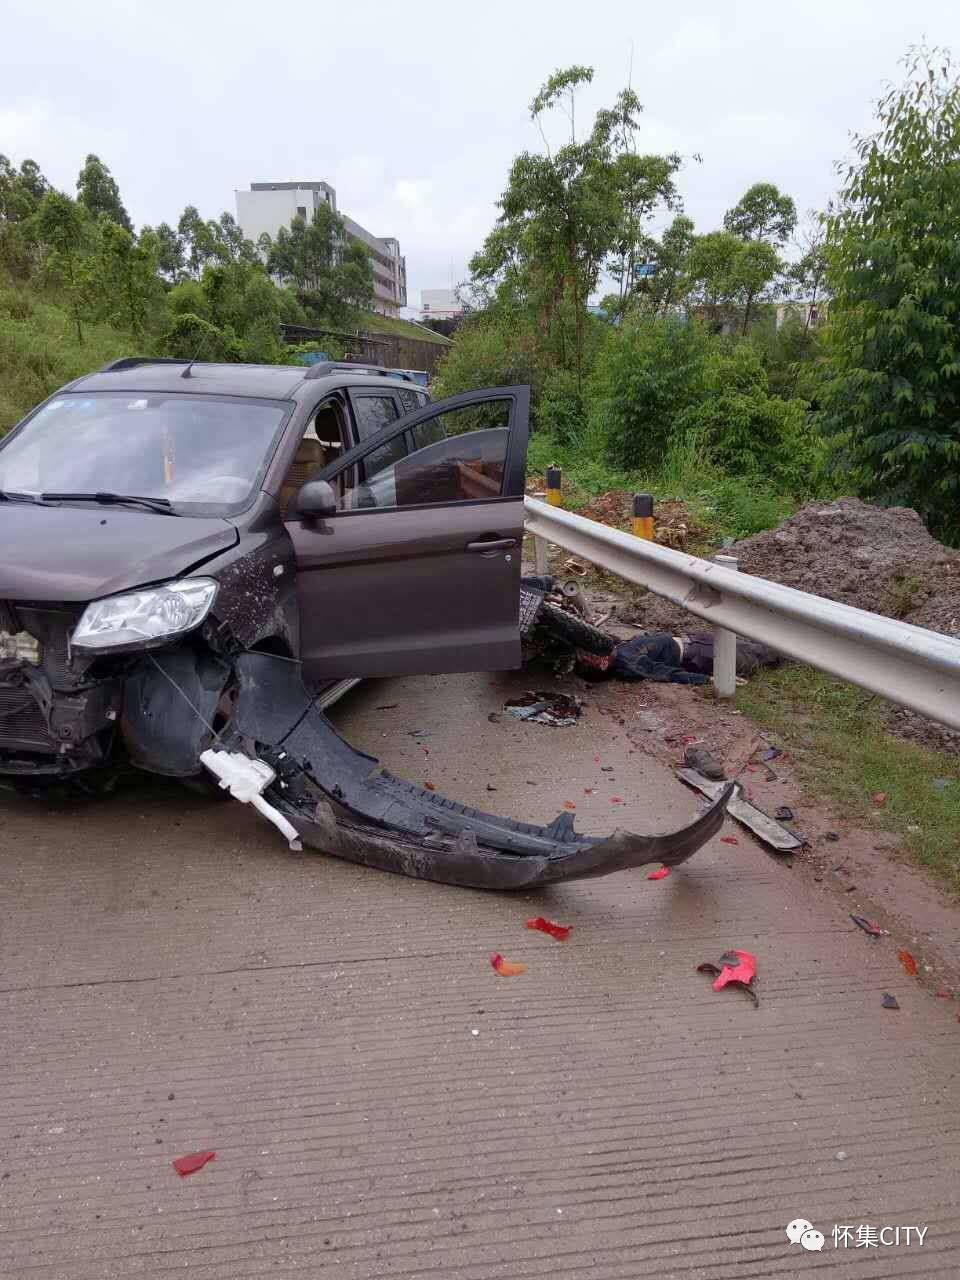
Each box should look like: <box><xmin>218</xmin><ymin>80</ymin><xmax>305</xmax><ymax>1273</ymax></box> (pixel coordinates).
<box><xmin>71</xmin><ymin>359</ymin><xmax>428</xmax><ymax>402</ymax></box>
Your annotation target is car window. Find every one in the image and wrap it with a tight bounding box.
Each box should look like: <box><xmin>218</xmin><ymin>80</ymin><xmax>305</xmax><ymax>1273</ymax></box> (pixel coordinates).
<box><xmin>341</xmin><ymin>401</ymin><xmax>510</xmax><ymax>511</ymax></box>
<box><xmin>397</xmin><ymin>387</ymin><xmax>429</xmax><ymax>414</ymax></box>
<box><xmin>352</xmin><ymin>394</ymin><xmax>399</xmax><ymax>441</ymax></box>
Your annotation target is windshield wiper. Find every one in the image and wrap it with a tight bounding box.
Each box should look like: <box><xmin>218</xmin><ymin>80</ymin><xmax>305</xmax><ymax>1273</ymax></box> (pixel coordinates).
<box><xmin>0</xmin><ymin>489</ymin><xmax>44</xmax><ymax>504</ymax></box>
<box><xmin>41</xmin><ymin>491</ymin><xmax>180</xmax><ymax>516</ymax></box>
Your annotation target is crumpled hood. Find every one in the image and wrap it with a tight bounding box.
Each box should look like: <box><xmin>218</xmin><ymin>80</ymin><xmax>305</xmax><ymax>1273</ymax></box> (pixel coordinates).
<box><xmin>0</xmin><ymin>503</ymin><xmax>238</xmax><ymax>602</ymax></box>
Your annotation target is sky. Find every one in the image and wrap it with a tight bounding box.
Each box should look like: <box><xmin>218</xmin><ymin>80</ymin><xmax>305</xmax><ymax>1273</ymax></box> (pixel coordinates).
<box><xmin>3</xmin><ymin>0</ymin><xmax>958</xmax><ymax>314</ymax></box>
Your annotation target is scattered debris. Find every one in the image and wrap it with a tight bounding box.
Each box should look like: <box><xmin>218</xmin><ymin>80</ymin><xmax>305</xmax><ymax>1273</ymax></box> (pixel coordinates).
<box><xmin>601</xmin><ymin>765</ymin><xmax>614</xmax><ymax>772</ymax></box>
<box><xmin>824</xmin><ymin>831</ymin><xmax>841</xmax><ymax>842</ymax></box>
<box><xmin>525</xmin><ymin>916</ymin><xmax>572</xmax><ymax>941</ymax></box>
<box><xmin>683</xmin><ymin>746</ymin><xmax>726</xmax><ymax>780</ymax></box>
<box><xmin>487</xmin><ymin>712</ymin><xmax>501</xmax><ymax>723</ymax></box>
<box><xmin>774</xmin><ymin>806</ymin><xmax>795</xmax><ymax>822</ymax></box>
<box><xmin>424</xmin><ymin>782</ymin><xmax>436</xmax><ymax>791</ymax></box>
<box><xmin>491</xmin><ymin>953</ymin><xmax>527</xmax><ymax>977</ymax></box>
<box><xmin>375</xmin><ymin>703</ymin><xmax>399</xmax><ymax>711</ymax></box>
<box><xmin>172</xmin><ymin>1151</ymin><xmax>216</xmax><ymax>1177</ymax></box>
<box><xmin>678</xmin><ymin>769</ymin><xmax>804</xmax><ymax>852</ymax></box>
<box><xmin>881</xmin><ymin>993</ymin><xmax>900</xmax><ymax>1010</ymax></box>
<box><xmin>898</xmin><ymin>949</ymin><xmax>919</xmax><ymax>977</ymax></box>
<box><xmin>762</xmin><ymin>745</ymin><xmax>783</xmax><ymax>762</ymax></box>
<box><xmin>720</xmin><ymin>835</ymin><xmax>739</xmax><ymax>845</ymax></box>
<box><xmin>564</xmin><ymin>558</ymin><xmax>588</xmax><ymax>577</ymax></box>
<box><xmin>504</xmin><ymin>690</ymin><xmax>582</xmax><ymax>728</ymax></box>
<box><xmin>647</xmin><ymin>866</ymin><xmax>671</xmax><ymax>880</ymax></box>
<box><xmin>486</xmin><ymin>784</ymin><xmax>497</xmax><ymax>792</ymax></box>
<box><xmin>835</xmin><ymin>1151</ymin><xmax>849</xmax><ymax>1162</ymax></box>
<box><xmin>935</xmin><ymin>987</ymin><xmax>952</xmax><ymax>998</ymax></box>
<box><xmin>697</xmin><ymin>949</ymin><xmax>759</xmax><ymax>1008</ymax></box>
<box><xmin>610</xmin><ymin>796</ymin><xmax>624</xmax><ymax>804</ymax></box>
<box><xmin>871</xmin><ymin>791</ymin><xmax>888</xmax><ymax>807</ymax></box>
<box><xmin>850</xmin><ymin>915</ymin><xmax>884</xmax><ymax>937</ymax></box>
<box><xmin>562</xmin><ymin>800</ymin><xmax>577</xmax><ymax>811</ymax></box>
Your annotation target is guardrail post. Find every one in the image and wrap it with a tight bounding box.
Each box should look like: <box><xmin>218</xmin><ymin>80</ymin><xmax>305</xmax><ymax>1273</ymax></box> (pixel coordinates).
<box><xmin>546</xmin><ymin>465</ymin><xmax>563</xmax><ymax>507</ymax></box>
<box><xmin>712</xmin><ymin>554</ymin><xmax>740</xmax><ymax>699</ymax></box>
<box><xmin>632</xmin><ymin>493</ymin><xmax>654</xmax><ymax>540</ymax></box>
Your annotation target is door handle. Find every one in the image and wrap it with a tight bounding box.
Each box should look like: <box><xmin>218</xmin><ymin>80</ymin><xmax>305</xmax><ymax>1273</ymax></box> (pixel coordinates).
<box><xmin>467</xmin><ymin>537</ymin><xmax>517</xmax><ymax>553</ymax></box>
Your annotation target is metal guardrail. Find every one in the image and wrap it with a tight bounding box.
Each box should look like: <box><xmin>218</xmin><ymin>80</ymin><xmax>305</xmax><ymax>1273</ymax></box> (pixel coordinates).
<box><xmin>524</xmin><ymin>495</ymin><xmax>960</xmax><ymax>731</ymax></box>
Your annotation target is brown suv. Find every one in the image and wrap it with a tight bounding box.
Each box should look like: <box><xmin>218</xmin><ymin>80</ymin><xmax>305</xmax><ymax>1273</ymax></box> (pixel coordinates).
<box><xmin>0</xmin><ymin>357</ymin><xmax>730</xmax><ymax>888</ymax></box>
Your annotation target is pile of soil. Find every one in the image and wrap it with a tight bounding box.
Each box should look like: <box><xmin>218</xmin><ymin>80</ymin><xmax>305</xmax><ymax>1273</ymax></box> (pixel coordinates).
<box><xmin>625</xmin><ymin>497</ymin><xmax>960</xmax><ymax>753</ymax></box>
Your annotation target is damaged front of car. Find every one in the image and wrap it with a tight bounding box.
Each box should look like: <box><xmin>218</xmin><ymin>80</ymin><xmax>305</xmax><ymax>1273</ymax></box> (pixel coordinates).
<box><xmin>0</xmin><ymin>372</ymin><xmax>298</xmax><ymax>787</ymax></box>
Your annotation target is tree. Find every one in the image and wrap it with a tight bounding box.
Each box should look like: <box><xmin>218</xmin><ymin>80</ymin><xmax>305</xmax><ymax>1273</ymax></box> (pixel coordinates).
<box><xmin>0</xmin><ymin>155</ymin><xmax>49</xmax><ymax>277</ymax></box>
<box><xmin>177</xmin><ymin>205</ymin><xmax>218</xmax><ymax>277</ymax></box>
<box><xmin>76</xmin><ymin>154</ymin><xmax>132</xmax><ymax>232</ymax></box>
<box><xmin>822</xmin><ymin>46</ymin><xmax>960</xmax><ymax>539</ymax></box>
<box><xmin>262</xmin><ymin>204</ymin><xmax>374</xmax><ymax>327</ymax></box>
<box><xmin>469</xmin><ymin>67</ymin><xmax>677</xmax><ymax>391</ymax></box>
<box><xmin>143</xmin><ymin>222</ymin><xmax>185</xmax><ymax>282</ymax></box>
<box><xmin>97</xmin><ymin>221</ymin><xmax>160</xmax><ymax>337</ymax></box>
<box><xmin>636</xmin><ymin>214</ymin><xmax>695</xmax><ymax>317</ymax></box>
<box><xmin>36</xmin><ymin>191</ymin><xmax>95</xmax><ymax>343</ymax></box>
<box><xmin>723</xmin><ymin>182</ymin><xmax>796</xmax><ymax>245</ymax></box>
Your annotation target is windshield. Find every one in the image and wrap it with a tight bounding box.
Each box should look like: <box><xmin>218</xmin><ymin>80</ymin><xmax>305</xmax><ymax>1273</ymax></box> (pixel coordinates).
<box><xmin>0</xmin><ymin>392</ymin><xmax>291</xmax><ymax>513</ymax></box>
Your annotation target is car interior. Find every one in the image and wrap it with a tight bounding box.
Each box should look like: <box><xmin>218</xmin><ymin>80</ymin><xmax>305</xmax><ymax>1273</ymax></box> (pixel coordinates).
<box><xmin>280</xmin><ymin>399</ymin><xmax>347</xmax><ymax>517</ymax></box>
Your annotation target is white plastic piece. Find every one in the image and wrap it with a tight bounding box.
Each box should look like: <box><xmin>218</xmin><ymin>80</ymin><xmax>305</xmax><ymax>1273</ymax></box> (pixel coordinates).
<box><xmin>200</xmin><ymin>748</ymin><xmax>303</xmax><ymax>851</ymax></box>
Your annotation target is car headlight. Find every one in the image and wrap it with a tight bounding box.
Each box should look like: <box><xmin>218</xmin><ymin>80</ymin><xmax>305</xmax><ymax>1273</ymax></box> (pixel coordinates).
<box><xmin>72</xmin><ymin>578</ymin><xmax>218</xmax><ymax>651</ymax></box>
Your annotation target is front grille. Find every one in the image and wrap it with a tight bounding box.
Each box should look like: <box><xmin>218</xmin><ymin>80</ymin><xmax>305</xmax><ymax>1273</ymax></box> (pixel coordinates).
<box><xmin>0</xmin><ymin>685</ymin><xmax>56</xmax><ymax>753</ymax></box>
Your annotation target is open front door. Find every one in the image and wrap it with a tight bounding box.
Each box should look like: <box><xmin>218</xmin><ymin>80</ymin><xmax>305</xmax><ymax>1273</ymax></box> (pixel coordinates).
<box><xmin>286</xmin><ymin>386</ymin><xmax>530</xmax><ymax>681</ymax></box>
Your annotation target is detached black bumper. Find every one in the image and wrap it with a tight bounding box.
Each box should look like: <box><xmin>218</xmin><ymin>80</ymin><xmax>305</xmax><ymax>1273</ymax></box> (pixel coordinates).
<box><xmin>226</xmin><ymin>653</ymin><xmax>734</xmax><ymax>891</ymax></box>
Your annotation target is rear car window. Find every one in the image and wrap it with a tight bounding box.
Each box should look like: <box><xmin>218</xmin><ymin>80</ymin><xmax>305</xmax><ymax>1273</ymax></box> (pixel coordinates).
<box><xmin>397</xmin><ymin>388</ymin><xmax>429</xmax><ymax>414</ymax></box>
<box><xmin>353</xmin><ymin>394</ymin><xmax>398</xmax><ymax>441</ymax></box>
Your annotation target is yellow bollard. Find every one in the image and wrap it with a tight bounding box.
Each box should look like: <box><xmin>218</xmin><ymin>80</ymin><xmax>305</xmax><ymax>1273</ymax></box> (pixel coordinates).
<box><xmin>632</xmin><ymin>492</ymin><xmax>654</xmax><ymax>540</ymax></box>
<box><xmin>546</xmin><ymin>465</ymin><xmax>562</xmax><ymax>507</ymax></box>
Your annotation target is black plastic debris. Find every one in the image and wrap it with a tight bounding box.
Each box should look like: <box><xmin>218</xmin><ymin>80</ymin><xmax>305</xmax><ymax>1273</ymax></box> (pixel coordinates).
<box><xmin>504</xmin><ymin>691</ymin><xmax>582</xmax><ymax>728</ymax></box>
<box><xmin>683</xmin><ymin>746</ymin><xmax>726</xmax><ymax>780</ymax></box>
<box><xmin>775</xmin><ymin>806</ymin><xmax>795</xmax><ymax>822</ymax></box>
<box><xmin>881</xmin><ymin>993</ymin><xmax>900</xmax><ymax>1010</ymax></box>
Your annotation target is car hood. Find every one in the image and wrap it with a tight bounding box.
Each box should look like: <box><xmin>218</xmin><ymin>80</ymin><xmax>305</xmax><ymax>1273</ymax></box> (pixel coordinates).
<box><xmin>0</xmin><ymin>503</ymin><xmax>238</xmax><ymax>602</ymax></box>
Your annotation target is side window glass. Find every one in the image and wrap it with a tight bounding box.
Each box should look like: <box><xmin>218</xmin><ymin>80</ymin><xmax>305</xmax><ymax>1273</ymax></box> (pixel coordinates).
<box><xmin>352</xmin><ymin>394</ymin><xmax>398</xmax><ymax>442</ymax></box>
<box><xmin>340</xmin><ymin>401</ymin><xmax>510</xmax><ymax>511</ymax></box>
<box><xmin>397</xmin><ymin>387</ymin><xmax>428</xmax><ymax>414</ymax></box>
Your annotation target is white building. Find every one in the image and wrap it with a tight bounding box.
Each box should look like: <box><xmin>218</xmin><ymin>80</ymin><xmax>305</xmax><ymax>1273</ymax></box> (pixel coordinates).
<box><xmin>420</xmin><ymin>288</ymin><xmax>465</xmax><ymax>321</ymax></box>
<box><xmin>235</xmin><ymin>181</ymin><xmax>407</xmax><ymax>315</ymax></box>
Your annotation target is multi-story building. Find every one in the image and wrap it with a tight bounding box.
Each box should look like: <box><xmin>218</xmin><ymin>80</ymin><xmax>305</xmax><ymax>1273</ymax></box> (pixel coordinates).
<box><xmin>235</xmin><ymin>181</ymin><xmax>407</xmax><ymax>315</ymax></box>
<box><xmin>420</xmin><ymin>288</ymin><xmax>465</xmax><ymax>321</ymax></box>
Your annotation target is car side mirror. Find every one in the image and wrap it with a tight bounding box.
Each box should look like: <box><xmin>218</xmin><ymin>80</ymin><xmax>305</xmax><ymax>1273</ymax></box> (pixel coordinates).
<box><xmin>296</xmin><ymin>479</ymin><xmax>337</xmax><ymax>521</ymax></box>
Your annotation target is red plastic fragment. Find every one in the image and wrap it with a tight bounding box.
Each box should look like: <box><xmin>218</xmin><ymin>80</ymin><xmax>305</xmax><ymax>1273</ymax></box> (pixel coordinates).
<box><xmin>935</xmin><ymin>987</ymin><xmax>952</xmax><ymax>998</ymax></box>
<box><xmin>583</xmin><ymin>788</ymin><xmax>595</xmax><ymax>796</ymax></box>
<box><xmin>647</xmin><ymin>866</ymin><xmax>671</xmax><ymax>880</ymax></box>
<box><xmin>491</xmin><ymin>952</ymin><xmax>527</xmax><ymax>976</ymax></box>
<box><xmin>525</xmin><ymin>916</ymin><xmax>572</xmax><ymax>941</ymax></box>
<box><xmin>593</xmin><ymin>755</ymin><xmax>601</xmax><ymax>763</ymax></box>
<box><xmin>850</xmin><ymin>915</ymin><xmax>883</xmax><ymax>937</ymax></box>
<box><xmin>697</xmin><ymin>949</ymin><xmax>759</xmax><ymax>1007</ymax></box>
<box><xmin>610</xmin><ymin>796</ymin><xmax>624</xmax><ymax>804</ymax></box>
<box><xmin>424</xmin><ymin>782</ymin><xmax>436</xmax><ymax>791</ymax></box>
<box><xmin>720</xmin><ymin>835</ymin><xmax>739</xmax><ymax>845</ymax></box>
<box><xmin>871</xmin><ymin>791</ymin><xmax>888</xmax><ymax>807</ymax></box>
<box><xmin>562</xmin><ymin>800</ymin><xmax>577</xmax><ymax>811</ymax></box>
<box><xmin>898</xmin><ymin>949</ymin><xmax>918</xmax><ymax>977</ymax></box>
<box><xmin>172</xmin><ymin>1151</ymin><xmax>215</xmax><ymax>1177</ymax></box>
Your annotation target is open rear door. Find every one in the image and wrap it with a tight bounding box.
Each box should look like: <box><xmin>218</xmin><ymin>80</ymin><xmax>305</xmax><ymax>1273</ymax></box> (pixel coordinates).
<box><xmin>286</xmin><ymin>386</ymin><xmax>530</xmax><ymax>681</ymax></box>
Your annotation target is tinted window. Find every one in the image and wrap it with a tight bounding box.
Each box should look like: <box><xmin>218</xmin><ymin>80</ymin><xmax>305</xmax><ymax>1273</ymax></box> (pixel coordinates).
<box><xmin>352</xmin><ymin>394</ymin><xmax>398</xmax><ymax>441</ymax></box>
<box><xmin>397</xmin><ymin>387</ymin><xmax>428</xmax><ymax>413</ymax></box>
<box><xmin>341</xmin><ymin>402</ymin><xmax>510</xmax><ymax>511</ymax></box>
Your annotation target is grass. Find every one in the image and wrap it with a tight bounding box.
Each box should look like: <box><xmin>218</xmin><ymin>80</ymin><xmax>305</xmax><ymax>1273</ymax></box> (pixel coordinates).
<box><xmin>527</xmin><ymin>429</ymin><xmax>800</xmax><ymax>544</ymax></box>
<box><xmin>737</xmin><ymin>665</ymin><xmax>960</xmax><ymax>894</ymax></box>
<box><xmin>358</xmin><ymin>311</ymin><xmax>451</xmax><ymax>345</ymax></box>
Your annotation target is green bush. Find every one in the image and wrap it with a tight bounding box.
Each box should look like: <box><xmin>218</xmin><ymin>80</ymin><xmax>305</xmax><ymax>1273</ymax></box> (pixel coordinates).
<box><xmin>432</xmin><ymin>314</ymin><xmax>539</xmax><ymax>401</ymax></box>
<box><xmin>160</xmin><ymin>312</ymin><xmax>238</xmax><ymax>362</ymax></box>
<box><xmin>536</xmin><ymin>368</ymin><xmax>584</xmax><ymax>443</ymax></box>
<box><xmin>587</xmin><ymin>317</ymin><xmax>710</xmax><ymax>470</ymax></box>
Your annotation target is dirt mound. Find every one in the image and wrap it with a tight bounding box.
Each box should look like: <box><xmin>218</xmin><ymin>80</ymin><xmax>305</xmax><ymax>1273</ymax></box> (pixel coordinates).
<box><xmin>729</xmin><ymin>497</ymin><xmax>960</xmax><ymax>623</ymax></box>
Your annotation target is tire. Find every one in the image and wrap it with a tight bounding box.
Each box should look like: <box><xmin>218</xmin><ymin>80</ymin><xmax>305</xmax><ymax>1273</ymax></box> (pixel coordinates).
<box><xmin>534</xmin><ymin>601</ymin><xmax>615</xmax><ymax>656</ymax></box>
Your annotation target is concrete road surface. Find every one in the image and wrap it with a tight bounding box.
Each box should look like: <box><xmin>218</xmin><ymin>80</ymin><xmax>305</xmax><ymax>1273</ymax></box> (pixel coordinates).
<box><xmin>2</xmin><ymin>669</ymin><xmax>958</xmax><ymax>1278</ymax></box>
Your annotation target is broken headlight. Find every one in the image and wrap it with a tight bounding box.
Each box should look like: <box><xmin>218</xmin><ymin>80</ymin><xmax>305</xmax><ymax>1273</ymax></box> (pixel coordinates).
<box><xmin>72</xmin><ymin>578</ymin><xmax>218</xmax><ymax>652</ymax></box>
<box><xmin>0</xmin><ymin>630</ymin><xmax>41</xmax><ymax>664</ymax></box>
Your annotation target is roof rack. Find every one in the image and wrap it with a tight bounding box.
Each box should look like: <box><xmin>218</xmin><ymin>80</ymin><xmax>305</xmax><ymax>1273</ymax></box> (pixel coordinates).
<box><xmin>302</xmin><ymin>361</ymin><xmax>415</xmax><ymax>383</ymax></box>
<box><xmin>98</xmin><ymin>356</ymin><xmax>192</xmax><ymax>372</ymax></box>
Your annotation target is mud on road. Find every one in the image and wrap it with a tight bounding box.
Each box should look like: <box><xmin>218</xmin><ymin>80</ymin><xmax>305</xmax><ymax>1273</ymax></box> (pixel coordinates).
<box><xmin>2</xmin><ymin>666</ymin><xmax>960</xmax><ymax>1277</ymax></box>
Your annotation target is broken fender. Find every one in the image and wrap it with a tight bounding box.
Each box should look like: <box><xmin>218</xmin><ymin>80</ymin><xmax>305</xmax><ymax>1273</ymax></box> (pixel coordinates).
<box><xmin>227</xmin><ymin>653</ymin><xmax>733</xmax><ymax>890</ymax></box>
